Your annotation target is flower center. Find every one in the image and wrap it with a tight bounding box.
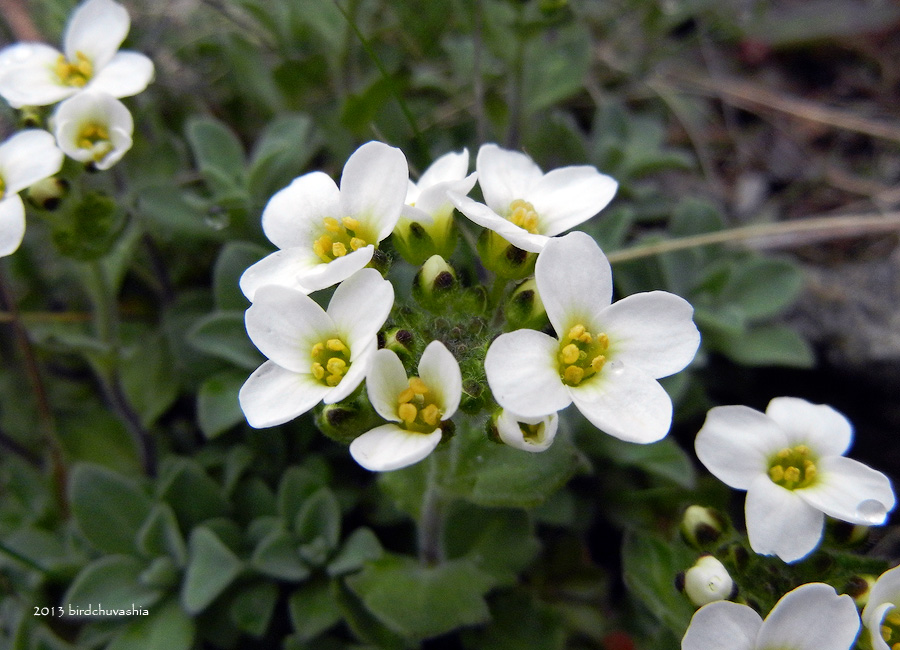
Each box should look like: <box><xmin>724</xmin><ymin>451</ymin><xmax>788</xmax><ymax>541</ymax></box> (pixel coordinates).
<box><xmin>310</xmin><ymin>337</ymin><xmax>351</xmax><ymax>387</ymax></box>
<box><xmin>767</xmin><ymin>445</ymin><xmax>818</xmax><ymax>490</ymax></box>
<box><xmin>312</xmin><ymin>217</ymin><xmax>369</xmax><ymax>263</ymax></box>
<box><xmin>76</xmin><ymin>123</ymin><xmax>114</xmax><ymax>163</ymax></box>
<box><xmin>507</xmin><ymin>199</ymin><xmax>540</xmax><ymax>234</ymax></box>
<box><xmin>396</xmin><ymin>376</ymin><xmax>443</xmax><ymax>433</ymax></box>
<box><xmin>55</xmin><ymin>51</ymin><xmax>93</xmax><ymax>87</ymax></box>
<box><xmin>520</xmin><ymin>421</ymin><xmax>548</xmax><ymax>445</ymax></box>
<box><xmin>558</xmin><ymin>323</ymin><xmax>609</xmax><ymax>387</ymax></box>
<box><xmin>881</xmin><ymin>607</ymin><xmax>900</xmax><ymax>650</ymax></box>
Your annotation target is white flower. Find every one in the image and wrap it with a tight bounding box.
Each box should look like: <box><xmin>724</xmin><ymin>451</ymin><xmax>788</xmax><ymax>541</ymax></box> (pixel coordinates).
<box><xmin>494</xmin><ymin>409</ymin><xmax>559</xmax><ymax>453</ymax></box>
<box><xmin>484</xmin><ymin>231</ymin><xmax>700</xmax><ymax>444</ymax></box>
<box><xmin>448</xmin><ymin>143</ymin><xmax>617</xmax><ymax>253</ymax></box>
<box><xmin>0</xmin><ymin>0</ymin><xmax>154</xmax><ymax>108</ymax></box>
<box><xmin>240</xmin><ymin>141</ymin><xmax>408</xmax><ymax>300</ymax></box>
<box><xmin>0</xmin><ymin>130</ymin><xmax>64</xmax><ymax>257</ymax></box>
<box><xmin>53</xmin><ymin>92</ymin><xmax>132</xmax><ymax>170</ymax></box>
<box><xmin>862</xmin><ymin>565</ymin><xmax>900</xmax><ymax>650</ymax></box>
<box><xmin>682</xmin><ymin>582</ymin><xmax>860</xmax><ymax>650</ymax></box>
<box><xmin>695</xmin><ymin>397</ymin><xmax>896</xmax><ymax>563</ymax></box>
<box><xmin>239</xmin><ymin>268</ymin><xmax>394</xmax><ymax>428</ymax></box>
<box><xmin>683</xmin><ymin>555</ymin><xmax>733</xmax><ymax>606</ymax></box>
<box><xmin>350</xmin><ymin>341</ymin><xmax>461</xmax><ymax>472</ymax></box>
<box><xmin>393</xmin><ymin>149</ymin><xmax>477</xmax><ymax>264</ymax></box>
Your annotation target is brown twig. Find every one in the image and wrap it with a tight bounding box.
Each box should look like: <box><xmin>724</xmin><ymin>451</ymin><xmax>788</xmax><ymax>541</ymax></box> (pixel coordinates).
<box><xmin>0</xmin><ymin>0</ymin><xmax>42</xmax><ymax>41</ymax></box>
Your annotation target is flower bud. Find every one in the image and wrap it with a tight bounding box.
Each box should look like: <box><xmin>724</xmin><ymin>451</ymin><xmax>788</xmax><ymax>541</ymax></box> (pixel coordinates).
<box><xmin>505</xmin><ymin>278</ymin><xmax>547</xmax><ymax>330</ymax></box>
<box><xmin>842</xmin><ymin>574</ymin><xmax>875</xmax><ymax>607</ymax></box>
<box><xmin>381</xmin><ymin>328</ymin><xmax>415</xmax><ymax>359</ymax></box>
<box><xmin>681</xmin><ymin>555</ymin><xmax>735</xmax><ymax>606</ymax></box>
<box><xmin>18</xmin><ymin>106</ymin><xmax>44</xmax><ymax>129</ymax></box>
<box><xmin>26</xmin><ymin>177</ymin><xmax>69</xmax><ymax>211</ymax></box>
<box><xmin>393</xmin><ymin>215</ymin><xmax>458</xmax><ymax>266</ymax></box>
<box><xmin>477</xmin><ymin>229</ymin><xmax>536</xmax><ymax>280</ymax></box>
<box><xmin>680</xmin><ymin>505</ymin><xmax>726</xmax><ymax>549</ymax></box>
<box><xmin>413</xmin><ymin>255</ymin><xmax>457</xmax><ymax>309</ymax></box>
<box><xmin>491</xmin><ymin>408</ymin><xmax>558</xmax><ymax>452</ymax></box>
<box><xmin>314</xmin><ymin>395</ymin><xmax>383</xmax><ymax>445</ymax></box>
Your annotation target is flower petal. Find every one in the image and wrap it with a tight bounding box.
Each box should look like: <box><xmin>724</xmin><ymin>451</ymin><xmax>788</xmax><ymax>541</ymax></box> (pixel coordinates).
<box><xmin>528</xmin><ymin>165</ymin><xmax>617</xmax><ymax>236</ymax></box>
<box><xmin>340</xmin><ymin>141</ymin><xmax>407</xmax><ymax>242</ymax></box>
<box><xmin>745</xmin><ymin>474</ymin><xmax>824</xmax><ymax>563</ymax></box>
<box><xmin>413</xmin><ymin>172</ymin><xmax>478</xmax><ymax>218</ymax></box>
<box><xmin>448</xmin><ymin>192</ymin><xmax>548</xmax><ymax>253</ymax></box>
<box><xmin>327</xmin><ymin>268</ymin><xmax>394</xmax><ymax>351</ymax></box>
<box><xmin>239</xmin><ymin>361</ymin><xmax>329</xmax><ymax>428</ymax></box>
<box><xmin>87</xmin><ymin>51</ymin><xmax>155</xmax><ymax>98</ymax></box>
<box><xmin>238</xmin><ymin>247</ymin><xmax>321</xmax><ymax>301</ymax></box>
<box><xmin>496</xmin><ymin>410</ymin><xmax>559</xmax><ymax>453</ymax></box>
<box><xmin>568</xmin><ymin>363</ymin><xmax>672</xmax><ymax>443</ymax></box>
<box><xmin>261</xmin><ymin>171</ymin><xmax>341</xmax><ymax>250</ymax></box>
<box><xmin>865</xmin><ymin>602</ymin><xmax>895</xmax><ymax>650</ymax></box>
<box><xmin>324</xmin><ymin>338</ymin><xmax>375</xmax><ymax>404</ymax></box>
<box><xmin>765</xmin><ymin>397</ymin><xmax>853</xmax><ymax>456</ymax></box>
<box><xmin>349</xmin><ymin>424</ymin><xmax>442</xmax><ymax>472</ymax></box>
<box><xmin>535</xmin><ymin>231</ymin><xmax>612</xmax><ymax>336</ymax></box>
<box><xmin>245</xmin><ymin>285</ymin><xmax>334</xmax><ymax>372</ymax></box>
<box><xmin>681</xmin><ymin>600</ymin><xmax>761</xmax><ymax>650</ymax></box>
<box><xmin>54</xmin><ymin>92</ymin><xmax>133</xmax><ymax>169</ymax></box>
<box><xmin>695</xmin><ymin>405</ymin><xmax>787</xmax><ymax>490</ymax></box>
<box><xmin>366</xmin><ymin>348</ymin><xmax>408</xmax><ymax>422</ymax></box>
<box><xmin>756</xmin><ymin>583</ymin><xmax>860</xmax><ymax>650</ymax></box>
<box><xmin>64</xmin><ymin>0</ymin><xmax>129</xmax><ymax>70</ymax></box>
<box><xmin>418</xmin><ymin>149</ymin><xmax>470</xmax><ymax>188</ymax></box>
<box><xmin>0</xmin><ymin>44</ymin><xmax>75</xmax><ymax>107</ymax></box>
<box><xmin>798</xmin><ymin>455</ymin><xmax>895</xmax><ymax>525</ymax></box>
<box><xmin>864</xmin><ymin>566</ymin><xmax>900</xmax><ymax>630</ymax></box>
<box><xmin>0</xmin><ymin>195</ymin><xmax>26</xmax><ymax>257</ymax></box>
<box><xmin>417</xmin><ymin>341</ymin><xmax>462</xmax><ymax>419</ymax></box>
<box><xmin>293</xmin><ymin>246</ymin><xmax>375</xmax><ymax>294</ymax></box>
<box><xmin>476</xmin><ymin>144</ymin><xmax>543</xmax><ymax>212</ymax></box>
<box><xmin>0</xmin><ymin>130</ymin><xmax>64</xmax><ymax>195</ymax></box>
<box><xmin>597</xmin><ymin>291</ymin><xmax>699</xmax><ymax>378</ymax></box>
<box><xmin>484</xmin><ymin>330</ymin><xmax>572</xmax><ymax>418</ymax></box>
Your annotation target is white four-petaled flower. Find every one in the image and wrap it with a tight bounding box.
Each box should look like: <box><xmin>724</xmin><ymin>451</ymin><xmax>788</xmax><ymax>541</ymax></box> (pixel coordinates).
<box><xmin>240</xmin><ymin>141</ymin><xmax>408</xmax><ymax>300</ymax></box>
<box><xmin>862</xmin><ymin>564</ymin><xmax>900</xmax><ymax>650</ymax></box>
<box><xmin>0</xmin><ymin>130</ymin><xmax>64</xmax><ymax>257</ymax></box>
<box><xmin>682</xmin><ymin>582</ymin><xmax>860</xmax><ymax>650</ymax></box>
<box><xmin>53</xmin><ymin>91</ymin><xmax>133</xmax><ymax>170</ymax></box>
<box><xmin>0</xmin><ymin>0</ymin><xmax>154</xmax><ymax>108</ymax></box>
<box><xmin>695</xmin><ymin>397</ymin><xmax>896</xmax><ymax>563</ymax></box>
<box><xmin>349</xmin><ymin>341</ymin><xmax>462</xmax><ymax>472</ymax></box>
<box><xmin>484</xmin><ymin>231</ymin><xmax>700</xmax><ymax>444</ymax></box>
<box><xmin>494</xmin><ymin>409</ymin><xmax>559</xmax><ymax>453</ymax></box>
<box><xmin>448</xmin><ymin>143</ymin><xmax>617</xmax><ymax>253</ymax></box>
<box><xmin>239</xmin><ymin>268</ymin><xmax>394</xmax><ymax>428</ymax></box>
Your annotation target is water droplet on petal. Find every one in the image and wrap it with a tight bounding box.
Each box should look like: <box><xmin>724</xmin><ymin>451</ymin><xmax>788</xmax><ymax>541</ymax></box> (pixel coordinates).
<box><xmin>608</xmin><ymin>360</ymin><xmax>624</xmax><ymax>375</ymax></box>
<box><xmin>855</xmin><ymin>499</ymin><xmax>887</xmax><ymax>525</ymax></box>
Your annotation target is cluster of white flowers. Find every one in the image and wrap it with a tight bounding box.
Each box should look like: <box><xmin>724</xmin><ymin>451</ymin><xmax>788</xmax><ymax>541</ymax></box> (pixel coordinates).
<box><xmin>239</xmin><ymin>140</ymin><xmax>702</xmax><ymax>471</ymax></box>
<box><xmin>0</xmin><ymin>0</ymin><xmax>151</xmax><ymax>257</ymax></box>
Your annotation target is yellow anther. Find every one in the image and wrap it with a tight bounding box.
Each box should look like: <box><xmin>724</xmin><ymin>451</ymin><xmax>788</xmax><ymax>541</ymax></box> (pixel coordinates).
<box><xmin>311</xmin><ymin>342</ymin><xmax>325</xmax><ymax>358</ymax></box>
<box><xmin>55</xmin><ymin>51</ymin><xmax>93</xmax><ymax>87</ymax></box>
<box><xmin>398</xmin><ymin>388</ymin><xmax>415</xmax><ymax>404</ymax></box>
<box><xmin>399</xmin><ymin>403</ymin><xmax>417</xmax><ymax>424</ymax></box>
<box><xmin>783</xmin><ymin>466</ymin><xmax>801</xmax><ymax>483</ymax></box>
<box><xmin>342</xmin><ymin>217</ymin><xmax>360</xmax><ymax>231</ymax></box>
<box><xmin>795</xmin><ymin>445</ymin><xmax>811</xmax><ymax>456</ymax></box>
<box><xmin>326</xmin><ymin>339</ymin><xmax>346</xmax><ymax>352</ymax></box>
<box><xmin>420</xmin><ymin>404</ymin><xmax>440</xmax><ymax>426</ymax></box>
<box><xmin>311</xmin><ymin>363</ymin><xmax>325</xmax><ymax>380</ymax></box>
<box><xmin>323</xmin><ymin>217</ymin><xmax>341</xmax><ymax>232</ymax></box>
<box><xmin>891</xmin><ymin>643</ymin><xmax>900</xmax><ymax>650</ymax></box>
<box><xmin>332</xmin><ymin>242</ymin><xmax>347</xmax><ymax>257</ymax></box>
<box><xmin>507</xmin><ymin>199</ymin><xmax>540</xmax><ymax>233</ymax></box>
<box><xmin>567</xmin><ymin>324</ymin><xmax>586</xmax><ymax>341</ymax></box>
<box><xmin>776</xmin><ymin>448</ymin><xmax>791</xmax><ymax>460</ymax></box>
<box><xmin>326</xmin><ymin>374</ymin><xmax>342</xmax><ymax>387</ymax></box>
<box><xmin>563</xmin><ymin>365</ymin><xmax>584</xmax><ymax>385</ymax></box>
<box><xmin>350</xmin><ymin>237</ymin><xmax>367</xmax><ymax>251</ymax></box>
<box><xmin>561</xmin><ymin>344</ymin><xmax>580</xmax><ymax>365</ymax></box>
<box><xmin>591</xmin><ymin>355</ymin><xmax>606</xmax><ymax>372</ymax></box>
<box><xmin>769</xmin><ymin>465</ymin><xmax>785</xmax><ymax>482</ymax></box>
<box><xmin>326</xmin><ymin>358</ymin><xmax>347</xmax><ymax>375</ymax></box>
<box><xmin>409</xmin><ymin>377</ymin><xmax>429</xmax><ymax>395</ymax></box>
<box><xmin>882</xmin><ymin>625</ymin><xmax>891</xmax><ymax>639</ymax></box>
<box><xmin>596</xmin><ymin>333</ymin><xmax>609</xmax><ymax>349</ymax></box>
<box><xmin>888</xmin><ymin>611</ymin><xmax>900</xmax><ymax>626</ymax></box>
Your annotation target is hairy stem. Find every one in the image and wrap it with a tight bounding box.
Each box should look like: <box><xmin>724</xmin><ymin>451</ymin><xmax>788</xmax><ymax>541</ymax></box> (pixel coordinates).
<box><xmin>418</xmin><ymin>453</ymin><xmax>445</xmax><ymax>566</ymax></box>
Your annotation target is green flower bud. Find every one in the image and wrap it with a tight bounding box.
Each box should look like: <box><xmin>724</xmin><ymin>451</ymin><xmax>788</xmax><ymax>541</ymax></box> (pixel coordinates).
<box><xmin>680</xmin><ymin>505</ymin><xmax>726</xmax><ymax>549</ymax></box>
<box><xmin>393</xmin><ymin>213</ymin><xmax>458</xmax><ymax>266</ymax></box>
<box><xmin>26</xmin><ymin>177</ymin><xmax>69</xmax><ymax>211</ymax></box>
<box><xmin>18</xmin><ymin>106</ymin><xmax>44</xmax><ymax>129</ymax></box>
<box><xmin>477</xmin><ymin>229</ymin><xmax>536</xmax><ymax>280</ymax></box>
<box><xmin>505</xmin><ymin>278</ymin><xmax>547</xmax><ymax>330</ymax></box>
<box><xmin>842</xmin><ymin>574</ymin><xmax>875</xmax><ymax>607</ymax></box>
<box><xmin>413</xmin><ymin>255</ymin><xmax>457</xmax><ymax>309</ymax></box>
<box><xmin>314</xmin><ymin>394</ymin><xmax>383</xmax><ymax>445</ymax></box>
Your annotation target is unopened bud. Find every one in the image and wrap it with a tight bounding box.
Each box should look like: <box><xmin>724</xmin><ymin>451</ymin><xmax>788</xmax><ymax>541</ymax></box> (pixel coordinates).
<box><xmin>26</xmin><ymin>177</ymin><xmax>69</xmax><ymax>211</ymax></box>
<box><xmin>314</xmin><ymin>395</ymin><xmax>382</xmax><ymax>445</ymax></box>
<box><xmin>506</xmin><ymin>278</ymin><xmax>546</xmax><ymax>330</ymax></box>
<box><xmin>477</xmin><ymin>229</ymin><xmax>536</xmax><ymax>280</ymax></box>
<box><xmin>491</xmin><ymin>408</ymin><xmax>558</xmax><ymax>452</ymax></box>
<box><xmin>680</xmin><ymin>505</ymin><xmax>726</xmax><ymax>549</ymax></box>
<box><xmin>681</xmin><ymin>555</ymin><xmax>735</xmax><ymax>606</ymax></box>
<box><xmin>413</xmin><ymin>255</ymin><xmax>457</xmax><ymax>309</ymax></box>
<box><xmin>18</xmin><ymin>106</ymin><xmax>43</xmax><ymax>129</ymax></box>
<box><xmin>393</xmin><ymin>216</ymin><xmax>457</xmax><ymax>266</ymax></box>
<box><xmin>843</xmin><ymin>574</ymin><xmax>876</xmax><ymax>607</ymax></box>
<box><xmin>381</xmin><ymin>328</ymin><xmax>415</xmax><ymax>359</ymax></box>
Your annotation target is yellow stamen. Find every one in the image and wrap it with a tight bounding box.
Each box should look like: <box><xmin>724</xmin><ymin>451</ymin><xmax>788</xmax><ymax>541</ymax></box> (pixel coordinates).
<box><xmin>310</xmin><ymin>342</ymin><xmax>325</xmax><ymax>357</ymax></box>
<box><xmin>561</xmin><ymin>344</ymin><xmax>580</xmax><ymax>365</ymax></box>
<box><xmin>332</xmin><ymin>242</ymin><xmax>347</xmax><ymax>257</ymax></box>
<box><xmin>55</xmin><ymin>51</ymin><xmax>93</xmax><ymax>87</ymax></box>
<box><xmin>783</xmin><ymin>466</ymin><xmax>800</xmax><ymax>483</ymax></box>
<box><xmin>342</xmin><ymin>217</ymin><xmax>360</xmax><ymax>230</ymax></box>
<box><xmin>563</xmin><ymin>366</ymin><xmax>584</xmax><ymax>385</ymax></box>
<box><xmin>323</xmin><ymin>217</ymin><xmax>341</xmax><ymax>232</ymax></box>
<box><xmin>350</xmin><ymin>237</ymin><xmax>366</xmax><ymax>251</ymax></box>
<box><xmin>769</xmin><ymin>465</ymin><xmax>784</xmax><ymax>482</ymax></box>
<box><xmin>326</xmin><ymin>358</ymin><xmax>347</xmax><ymax>376</ymax></box>
<box><xmin>591</xmin><ymin>355</ymin><xmax>606</xmax><ymax>372</ymax></box>
<box><xmin>310</xmin><ymin>336</ymin><xmax>351</xmax><ymax>387</ymax></box>
<box><xmin>311</xmin><ymin>363</ymin><xmax>325</xmax><ymax>380</ymax></box>
<box><xmin>559</xmin><ymin>322</ymin><xmax>611</xmax><ymax>386</ymax></box>
<box><xmin>507</xmin><ymin>199</ymin><xmax>540</xmax><ymax>234</ymax></box>
<box><xmin>409</xmin><ymin>377</ymin><xmax>429</xmax><ymax>395</ymax></box>
<box><xmin>596</xmin><ymin>333</ymin><xmax>609</xmax><ymax>349</ymax></box>
<box><xmin>399</xmin><ymin>403</ymin><xmax>418</xmax><ymax>424</ymax></box>
<box><xmin>326</xmin><ymin>374</ymin><xmax>342</xmax><ymax>387</ymax></box>
<box><xmin>567</xmin><ymin>324</ymin><xmax>586</xmax><ymax>341</ymax></box>
<box><xmin>326</xmin><ymin>339</ymin><xmax>346</xmax><ymax>352</ymax></box>
<box><xmin>420</xmin><ymin>404</ymin><xmax>440</xmax><ymax>426</ymax></box>
<box><xmin>398</xmin><ymin>388</ymin><xmax>415</xmax><ymax>404</ymax></box>
<box><xmin>768</xmin><ymin>445</ymin><xmax>819</xmax><ymax>490</ymax></box>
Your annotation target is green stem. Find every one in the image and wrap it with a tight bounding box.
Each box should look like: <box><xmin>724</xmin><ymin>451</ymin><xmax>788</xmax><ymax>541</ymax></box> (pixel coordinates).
<box><xmin>418</xmin><ymin>453</ymin><xmax>445</xmax><ymax>566</ymax></box>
